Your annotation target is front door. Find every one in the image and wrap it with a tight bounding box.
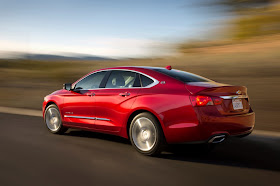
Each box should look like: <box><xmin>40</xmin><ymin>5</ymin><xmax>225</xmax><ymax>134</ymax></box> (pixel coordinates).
<box><xmin>62</xmin><ymin>71</ymin><xmax>107</xmax><ymax>128</ymax></box>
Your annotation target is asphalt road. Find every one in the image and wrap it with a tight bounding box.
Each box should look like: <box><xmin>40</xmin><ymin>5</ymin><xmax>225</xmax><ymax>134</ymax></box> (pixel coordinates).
<box><xmin>0</xmin><ymin>113</ymin><xmax>279</xmax><ymax>186</ymax></box>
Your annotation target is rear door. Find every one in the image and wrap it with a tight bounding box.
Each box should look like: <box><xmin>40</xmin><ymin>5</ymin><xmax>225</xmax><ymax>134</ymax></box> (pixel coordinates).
<box><xmin>92</xmin><ymin>70</ymin><xmax>141</xmax><ymax>132</ymax></box>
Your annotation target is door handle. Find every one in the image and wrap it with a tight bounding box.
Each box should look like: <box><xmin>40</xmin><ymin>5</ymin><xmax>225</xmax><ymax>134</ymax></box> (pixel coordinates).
<box><xmin>119</xmin><ymin>92</ymin><xmax>130</xmax><ymax>97</ymax></box>
<box><xmin>86</xmin><ymin>93</ymin><xmax>95</xmax><ymax>97</ymax></box>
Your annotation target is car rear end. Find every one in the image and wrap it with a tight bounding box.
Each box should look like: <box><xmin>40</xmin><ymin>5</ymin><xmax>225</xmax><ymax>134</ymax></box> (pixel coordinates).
<box><xmin>187</xmin><ymin>83</ymin><xmax>255</xmax><ymax>143</ymax></box>
<box><xmin>153</xmin><ymin>67</ymin><xmax>255</xmax><ymax>144</ymax></box>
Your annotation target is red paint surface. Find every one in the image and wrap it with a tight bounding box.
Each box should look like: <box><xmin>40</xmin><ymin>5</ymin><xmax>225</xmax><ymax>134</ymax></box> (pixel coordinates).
<box><xmin>43</xmin><ymin>67</ymin><xmax>255</xmax><ymax>144</ymax></box>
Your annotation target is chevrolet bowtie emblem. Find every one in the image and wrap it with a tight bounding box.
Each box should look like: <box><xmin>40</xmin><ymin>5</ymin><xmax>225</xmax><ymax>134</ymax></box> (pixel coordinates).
<box><xmin>236</xmin><ymin>90</ymin><xmax>242</xmax><ymax>95</ymax></box>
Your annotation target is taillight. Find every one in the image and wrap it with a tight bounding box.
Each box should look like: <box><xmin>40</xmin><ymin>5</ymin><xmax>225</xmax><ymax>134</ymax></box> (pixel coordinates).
<box><xmin>212</xmin><ymin>97</ymin><xmax>223</xmax><ymax>105</ymax></box>
<box><xmin>190</xmin><ymin>96</ymin><xmax>223</xmax><ymax>106</ymax></box>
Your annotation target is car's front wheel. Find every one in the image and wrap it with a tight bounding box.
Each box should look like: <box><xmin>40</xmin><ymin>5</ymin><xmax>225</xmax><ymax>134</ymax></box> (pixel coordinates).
<box><xmin>44</xmin><ymin>104</ymin><xmax>67</xmax><ymax>134</ymax></box>
<box><xmin>129</xmin><ymin>112</ymin><xmax>165</xmax><ymax>156</ymax></box>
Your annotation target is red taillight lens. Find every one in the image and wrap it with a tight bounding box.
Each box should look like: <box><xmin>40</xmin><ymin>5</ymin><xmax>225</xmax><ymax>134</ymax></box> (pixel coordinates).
<box><xmin>196</xmin><ymin>96</ymin><xmax>213</xmax><ymax>106</ymax></box>
<box><xmin>190</xmin><ymin>96</ymin><xmax>223</xmax><ymax>106</ymax></box>
<box><xmin>190</xmin><ymin>96</ymin><xmax>213</xmax><ymax>106</ymax></box>
<box><xmin>212</xmin><ymin>97</ymin><xmax>223</xmax><ymax>105</ymax></box>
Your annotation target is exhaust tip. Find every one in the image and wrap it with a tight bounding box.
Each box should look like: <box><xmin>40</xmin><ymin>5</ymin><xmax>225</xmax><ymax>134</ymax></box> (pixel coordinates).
<box><xmin>208</xmin><ymin>134</ymin><xmax>226</xmax><ymax>144</ymax></box>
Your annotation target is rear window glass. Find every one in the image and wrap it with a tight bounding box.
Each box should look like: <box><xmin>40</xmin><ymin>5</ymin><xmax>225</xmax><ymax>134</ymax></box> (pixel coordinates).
<box><xmin>154</xmin><ymin>69</ymin><xmax>211</xmax><ymax>83</ymax></box>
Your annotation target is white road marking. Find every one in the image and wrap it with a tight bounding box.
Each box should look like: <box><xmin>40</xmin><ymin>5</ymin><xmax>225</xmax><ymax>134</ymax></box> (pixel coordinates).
<box><xmin>0</xmin><ymin>106</ymin><xmax>42</xmax><ymax>117</ymax></box>
<box><xmin>0</xmin><ymin>106</ymin><xmax>279</xmax><ymax>137</ymax></box>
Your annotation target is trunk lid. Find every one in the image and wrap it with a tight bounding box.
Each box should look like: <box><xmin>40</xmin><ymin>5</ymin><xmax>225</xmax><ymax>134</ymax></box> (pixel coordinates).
<box><xmin>186</xmin><ymin>82</ymin><xmax>250</xmax><ymax>115</ymax></box>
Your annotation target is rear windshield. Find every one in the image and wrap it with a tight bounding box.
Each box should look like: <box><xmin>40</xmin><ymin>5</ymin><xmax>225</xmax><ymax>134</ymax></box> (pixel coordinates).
<box><xmin>154</xmin><ymin>69</ymin><xmax>212</xmax><ymax>83</ymax></box>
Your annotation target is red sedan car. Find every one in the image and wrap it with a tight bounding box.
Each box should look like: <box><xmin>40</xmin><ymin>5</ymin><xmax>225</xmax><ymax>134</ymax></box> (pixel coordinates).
<box><xmin>43</xmin><ymin>66</ymin><xmax>255</xmax><ymax>155</ymax></box>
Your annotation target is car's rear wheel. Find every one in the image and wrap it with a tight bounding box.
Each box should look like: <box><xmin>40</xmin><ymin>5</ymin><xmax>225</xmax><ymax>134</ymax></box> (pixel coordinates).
<box><xmin>44</xmin><ymin>104</ymin><xmax>67</xmax><ymax>134</ymax></box>
<box><xmin>129</xmin><ymin>112</ymin><xmax>165</xmax><ymax>156</ymax></box>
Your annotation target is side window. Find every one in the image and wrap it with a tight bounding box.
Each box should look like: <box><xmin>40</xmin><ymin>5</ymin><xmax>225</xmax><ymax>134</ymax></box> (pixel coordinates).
<box><xmin>75</xmin><ymin>71</ymin><xmax>107</xmax><ymax>90</ymax></box>
<box><xmin>105</xmin><ymin>71</ymin><xmax>137</xmax><ymax>88</ymax></box>
<box><xmin>140</xmin><ymin>74</ymin><xmax>154</xmax><ymax>87</ymax></box>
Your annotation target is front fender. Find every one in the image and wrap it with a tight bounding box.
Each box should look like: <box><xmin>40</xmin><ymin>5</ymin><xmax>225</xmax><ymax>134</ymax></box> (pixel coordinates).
<box><xmin>42</xmin><ymin>94</ymin><xmax>64</xmax><ymax>119</ymax></box>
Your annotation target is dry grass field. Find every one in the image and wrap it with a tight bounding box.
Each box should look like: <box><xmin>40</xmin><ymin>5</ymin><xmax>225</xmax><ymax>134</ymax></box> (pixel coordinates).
<box><xmin>0</xmin><ymin>46</ymin><xmax>279</xmax><ymax>132</ymax></box>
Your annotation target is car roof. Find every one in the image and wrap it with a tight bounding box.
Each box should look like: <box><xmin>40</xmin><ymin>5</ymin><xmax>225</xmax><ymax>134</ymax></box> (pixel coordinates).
<box><xmin>73</xmin><ymin>66</ymin><xmax>174</xmax><ymax>86</ymax></box>
<box><xmin>98</xmin><ymin>66</ymin><xmax>166</xmax><ymax>72</ymax></box>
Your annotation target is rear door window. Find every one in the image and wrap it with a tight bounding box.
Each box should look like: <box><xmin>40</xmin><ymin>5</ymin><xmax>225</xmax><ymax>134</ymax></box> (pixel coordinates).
<box><xmin>105</xmin><ymin>70</ymin><xmax>138</xmax><ymax>88</ymax></box>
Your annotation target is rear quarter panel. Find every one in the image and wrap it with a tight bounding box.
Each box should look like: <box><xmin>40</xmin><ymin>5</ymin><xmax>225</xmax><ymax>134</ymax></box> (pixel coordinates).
<box><xmin>123</xmin><ymin>77</ymin><xmax>201</xmax><ymax>143</ymax></box>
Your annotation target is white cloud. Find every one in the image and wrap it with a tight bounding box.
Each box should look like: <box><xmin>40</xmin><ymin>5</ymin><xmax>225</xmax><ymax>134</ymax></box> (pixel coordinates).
<box><xmin>0</xmin><ymin>36</ymin><xmax>176</xmax><ymax>58</ymax></box>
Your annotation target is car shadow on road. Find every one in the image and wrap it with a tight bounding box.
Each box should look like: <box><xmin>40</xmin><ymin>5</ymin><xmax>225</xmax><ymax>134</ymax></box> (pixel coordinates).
<box><xmin>65</xmin><ymin>129</ymin><xmax>280</xmax><ymax>172</ymax></box>
<box><xmin>65</xmin><ymin>129</ymin><xmax>131</xmax><ymax>144</ymax></box>
<box><xmin>161</xmin><ymin>135</ymin><xmax>280</xmax><ymax>172</ymax></box>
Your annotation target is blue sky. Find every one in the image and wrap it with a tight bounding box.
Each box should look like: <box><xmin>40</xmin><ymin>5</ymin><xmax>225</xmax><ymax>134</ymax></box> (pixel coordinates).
<box><xmin>0</xmin><ymin>0</ymin><xmax>226</xmax><ymax>57</ymax></box>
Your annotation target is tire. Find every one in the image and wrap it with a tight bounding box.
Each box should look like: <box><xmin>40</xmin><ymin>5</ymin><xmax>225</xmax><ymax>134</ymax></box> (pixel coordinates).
<box><xmin>44</xmin><ymin>104</ymin><xmax>67</xmax><ymax>134</ymax></box>
<box><xmin>129</xmin><ymin>112</ymin><xmax>165</xmax><ymax>156</ymax></box>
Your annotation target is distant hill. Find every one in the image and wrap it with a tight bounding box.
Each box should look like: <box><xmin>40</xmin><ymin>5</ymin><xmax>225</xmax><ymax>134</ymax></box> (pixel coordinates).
<box><xmin>0</xmin><ymin>52</ymin><xmax>116</xmax><ymax>61</ymax></box>
<box><xmin>24</xmin><ymin>54</ymin><xmax>115</xmax><ymax>61</ymax></box>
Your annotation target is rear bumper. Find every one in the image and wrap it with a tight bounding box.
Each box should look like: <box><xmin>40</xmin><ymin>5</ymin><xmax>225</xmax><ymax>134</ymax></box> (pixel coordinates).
<box><xmin>198</xmin><ymin>112</ymin><xmax>255</xmax><ymax>139</ymax></box>
<box><xmin>177</xmin><ymin>129</ymin><xmax>253</xmax><ymax>144</ymax></box>
<box><xmin>164</xmin><ymin>111</ymin><xmax>255</xmax><ymax>144</ymax></box>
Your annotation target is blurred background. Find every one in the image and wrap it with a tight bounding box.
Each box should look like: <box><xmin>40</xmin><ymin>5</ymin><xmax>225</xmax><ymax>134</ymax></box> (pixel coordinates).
<box><xmin>0</xmin><ymin>0</ymin><xmax>279</xmax><ymax>132</ymax></box>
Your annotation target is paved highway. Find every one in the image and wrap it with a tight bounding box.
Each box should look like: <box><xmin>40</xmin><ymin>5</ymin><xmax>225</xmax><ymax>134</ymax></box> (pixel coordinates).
<box><xmin>0</xmin><ymin>113</ymin><xmax>279</xmax><ymax>186</ymax></box>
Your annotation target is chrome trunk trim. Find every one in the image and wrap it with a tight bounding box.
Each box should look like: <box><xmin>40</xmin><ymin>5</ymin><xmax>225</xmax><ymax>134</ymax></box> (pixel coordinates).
<box><xmin>220</xmin><ymin>95</ymin><xmax>248</xmax><ymax>99</ymax></box>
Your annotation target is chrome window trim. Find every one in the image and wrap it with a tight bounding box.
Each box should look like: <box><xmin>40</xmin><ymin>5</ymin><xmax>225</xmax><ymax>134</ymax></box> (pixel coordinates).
<box><xmin>64</xmin><ymin>115</ymin><xmax>110</xmax><ymax>121</ymax></box>
<box><xmin>220</xmin><ymin>95</ymin><xmax>248</xmax><ymax>99</ymax></box>
<box><xmin>73</xmin><ymin>69</ymin><xmax>159</xmax><ymax>90</ymax></box>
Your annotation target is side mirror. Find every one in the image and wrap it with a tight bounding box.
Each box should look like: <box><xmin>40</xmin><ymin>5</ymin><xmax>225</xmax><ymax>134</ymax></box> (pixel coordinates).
<box><xmin>63</xmin><ymin>83</ymin><xmax>72</xmax><ymax>91</ymax></box>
